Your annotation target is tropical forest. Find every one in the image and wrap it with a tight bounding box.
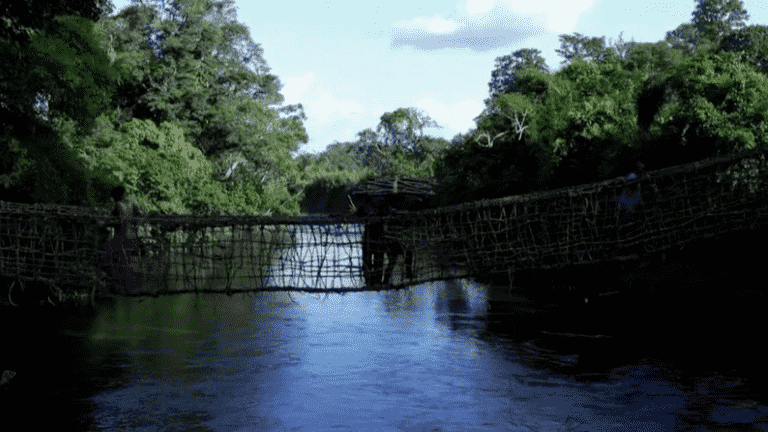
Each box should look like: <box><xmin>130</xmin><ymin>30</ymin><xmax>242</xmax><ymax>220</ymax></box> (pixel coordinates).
<box><xmin>1</xmin><ymin>0</ymin><xmax>767</xmax><ymax>216</ymax></box>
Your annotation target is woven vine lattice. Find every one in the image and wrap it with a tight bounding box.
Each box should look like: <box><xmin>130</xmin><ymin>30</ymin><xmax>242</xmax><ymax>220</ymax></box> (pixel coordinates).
<box><xmin>0</xmin><ymin>149</ymin><xmax>766</xmax><ymax>301</ymax></box>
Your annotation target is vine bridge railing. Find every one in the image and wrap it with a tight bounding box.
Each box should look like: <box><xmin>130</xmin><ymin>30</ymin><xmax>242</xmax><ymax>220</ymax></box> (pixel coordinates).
<box><xmin>1</xmin><ymin>148</ymin><xmax>766</xmax><ymax>303</ymax></box>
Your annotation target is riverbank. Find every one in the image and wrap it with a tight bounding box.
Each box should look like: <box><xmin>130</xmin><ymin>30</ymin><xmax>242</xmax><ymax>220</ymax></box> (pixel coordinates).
<box><xmin>477</xmin><ymin>227</ymin><xmax>767</xmax><ymax>342</ymax></box>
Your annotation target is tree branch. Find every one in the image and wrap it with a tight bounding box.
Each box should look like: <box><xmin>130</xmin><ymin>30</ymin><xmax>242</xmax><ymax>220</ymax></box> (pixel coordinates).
<box><xmin>475</xmin><ymin>131</ymin><xmax>506</xmax><ymax>148</ymax></box>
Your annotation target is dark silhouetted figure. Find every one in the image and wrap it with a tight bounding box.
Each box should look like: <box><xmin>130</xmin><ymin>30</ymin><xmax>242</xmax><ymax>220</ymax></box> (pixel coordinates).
<box><xmin>616</xmin><ymin>161</ymin><xmax>645</xmax><ymax>214</ymax></box>
<box><xmin>100</xmin><ymin>186</ymin><xmax>145</xmax><ymax>293</ymax></box>
<box><xmin>355</xmin><ymin>194</ymin><xmax>414</xmax><ymax>286</ymax></box>
<box><xmin>614</xmin><ymin>162</ymin><xmax>645</xmax><ymax>248</ymax></box>
<box><xmin>380</xmin><ymin>203</ymin><xmax>415</xmax><ymax>285</ymax></box>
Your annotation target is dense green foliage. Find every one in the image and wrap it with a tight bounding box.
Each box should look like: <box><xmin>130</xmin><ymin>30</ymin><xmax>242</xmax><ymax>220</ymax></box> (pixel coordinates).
<box><xmin>2</xmin><ymin>0</ymin><xmax>767</xmax><ymax>216</ymax></box>
<box><xmin>431</xmin><ymin>0</ymin><xmax>768</xmax><ymax>206</ymax></box>
<box><xmin>0</xmin><ymin>1</ymin><xmax>118</xmax><ymax>205</ymax></box>
<box><xmin>90</xmin><ymin>0</ymin><xmax>308</xmax><ymax>214</ymax></box>
<box><xmin>1</xmin><ymin>0</ymin><xmax>312</xmax><ymax>213</ymax></box>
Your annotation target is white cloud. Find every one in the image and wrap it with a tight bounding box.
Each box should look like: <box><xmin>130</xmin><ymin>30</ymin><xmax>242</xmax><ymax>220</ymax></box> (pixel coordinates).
<box><xmin>393</xmin><ymin>15</ymin><xmax>460</xmax><ymax>34</ymax></box>
<box><xmin>501</xmin><ymin>0</ymin><xmax>592</xmax><ymax>15</ymax></box>
<box><xmin>499</xmin><ymin>0</ymin><xmax>594</xmax><ymax>33</ymax></box>
<box><xmin>306</xmin><ymin>92</ymin><xmax>364</xmax><ymax>124</ymax></box>
<box><xmin>281</xmin><ymin>71</ymin><xmax>316</xmax><ymax>102</ymax></box>
<box><xmin>545</xmin><ymin>11</ymin><xmax>580</xmax><ymax>34</ymax></box>
<box><xmin>416</xmin><ymin>97</ymin><xmax>484</xmax><ymax>139</ymax></box>
<box><xmin>279</xmin><ymin>72</ymin><xmax>364</xmax><ymax>125</ymax></box>
<box><xmin>391</xmin><ymin>0</ymin><xmax>592</xmax><ymax>51</ymax></box>
<box><xmin>465</xmin><ymin>0</ymin><xmax>496</xmax><ymax>15</ymax></box>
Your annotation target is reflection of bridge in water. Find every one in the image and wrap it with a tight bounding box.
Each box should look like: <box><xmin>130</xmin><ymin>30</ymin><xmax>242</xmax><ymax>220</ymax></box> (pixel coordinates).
<box><xmin>1</xmin><ymin>148</ymin><xmax>767</xmax><ymax>303</ymax></box>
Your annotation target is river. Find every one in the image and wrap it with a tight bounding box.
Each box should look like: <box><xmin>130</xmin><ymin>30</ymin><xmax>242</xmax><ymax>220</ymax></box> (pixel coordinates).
<box><xmin>2</xmin><ymin>225</ymin><xmax>766</xmax><ymax>431</ymax></box>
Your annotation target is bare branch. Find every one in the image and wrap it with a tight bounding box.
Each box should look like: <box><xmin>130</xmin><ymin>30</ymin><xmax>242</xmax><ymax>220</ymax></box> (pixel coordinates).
<box><xmin>495</xmin><ymin>95</ymin><xmax>540</xmax><ymax>140</ymax></box>
<box><xmin>475</xmin><ymin>131</ymin><xmax>507</xmax><ymax>148</ymax></box>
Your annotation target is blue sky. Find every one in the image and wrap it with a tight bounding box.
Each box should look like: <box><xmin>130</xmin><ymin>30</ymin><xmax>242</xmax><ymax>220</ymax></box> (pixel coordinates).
<box><xmin>97</xmin><ymin>1</ymin><xmax>768</xmax><ymax>155</ymax></box>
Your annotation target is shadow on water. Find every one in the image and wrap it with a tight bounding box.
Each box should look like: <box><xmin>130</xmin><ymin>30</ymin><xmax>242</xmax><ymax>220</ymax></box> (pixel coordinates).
<box><xmin>1</xmin><ymin>227</ymin><xmax>767</xmax><ymax>431</ymax></box>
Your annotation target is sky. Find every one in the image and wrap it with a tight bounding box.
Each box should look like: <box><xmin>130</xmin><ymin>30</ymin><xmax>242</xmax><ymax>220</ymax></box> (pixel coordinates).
<box><xmin>87</xmin><ymin>1</ymin><xmax>768</xmax><ymax>155</ymax></box>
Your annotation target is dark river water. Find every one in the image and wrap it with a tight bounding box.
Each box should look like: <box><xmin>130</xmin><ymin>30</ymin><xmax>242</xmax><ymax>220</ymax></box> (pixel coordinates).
<box><xmin>2</xmin><ymin>226</ymin><xmax>767</xmax><ymax>431</ymax></box>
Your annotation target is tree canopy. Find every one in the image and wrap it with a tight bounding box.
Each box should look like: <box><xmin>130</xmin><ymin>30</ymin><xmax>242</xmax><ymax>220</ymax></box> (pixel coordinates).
<box><xmin>3</xmin><ymin>0</ymin><xmax>768</xmax><ymax>215</ymax></box>
<box><xmin>1</xmin><ymin>0</ymin><xmax>310</xmax><ymax>214</ymax></box>
<box><xmin>429</xmin><ymin>0</ymin><xmax>768</xmax><ymax>206</ymax></box>
<box><xmin>0</xmin><ymin>1</ymin><xmax>120</xmax><ymax>205</ymax></box>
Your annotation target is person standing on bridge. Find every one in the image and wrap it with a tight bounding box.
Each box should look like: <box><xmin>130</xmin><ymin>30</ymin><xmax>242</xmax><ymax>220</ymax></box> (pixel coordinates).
<box><xmin>353</xmin><ymin>194</ymin><xmax>388</xmax><ymax>286</ymax></box>
<box><xmin>615</xmin><ymin>161</ymin><xmax>645</xmax><ymax>248</ymax></box>
<box><xmin>112</xmin><ymin>186</ymin><xmax>144</xmax><ymax>241</ymax></box>
<box><xmin>353</xmin><ymin>192</ymin><xmax>417</xmax><ymax>287</ymax></box>
<box><xmin>101</xmin><ymin>186</ymin><xmax>146</xmax><ymax>293</ymax></box>
<box><xmin>618</xmin><ymin>161</ymin><xmax>645</xmax><ymax>183</ymax></box>
<box><xmin>616</xmin><ymin>161</ymin><xmax>645</xmax><ymax>213</ymax></box>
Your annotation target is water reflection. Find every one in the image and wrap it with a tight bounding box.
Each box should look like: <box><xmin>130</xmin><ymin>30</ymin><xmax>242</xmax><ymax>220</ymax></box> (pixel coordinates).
<box><xmin>2</xmin><ymin>226</ymin><xmax>767</xmax><ymax>431</ymax></box>
<box><xmin>3</xmin><ymin>280</ymin><xmax>765</xmax><ymax>431</ymax></box>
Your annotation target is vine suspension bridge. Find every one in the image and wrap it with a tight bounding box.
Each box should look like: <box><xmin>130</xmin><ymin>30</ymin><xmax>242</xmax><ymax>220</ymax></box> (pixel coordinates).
<box><xmin>1</xmin><ymin>149</ymin><xmax>766</xmax><ymax>303</ymax></box>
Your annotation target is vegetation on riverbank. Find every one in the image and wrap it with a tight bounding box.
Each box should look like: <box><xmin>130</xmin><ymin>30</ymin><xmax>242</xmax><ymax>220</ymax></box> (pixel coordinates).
<box><xmin>3</xmin><ymin>0</ymin><xmax>766</xmax><ymax>215</ymax></box>
<box><xmin>2</xmin><ymin>0</ymin><xmax>768</xmax><ymax>305</ymax></box>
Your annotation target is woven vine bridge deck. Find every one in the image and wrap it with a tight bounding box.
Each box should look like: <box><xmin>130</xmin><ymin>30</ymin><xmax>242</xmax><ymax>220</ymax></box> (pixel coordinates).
<box><xmin>1</xmin><ymin>149</ymin><xmax>766</xmax><ymax>301</ymax></box>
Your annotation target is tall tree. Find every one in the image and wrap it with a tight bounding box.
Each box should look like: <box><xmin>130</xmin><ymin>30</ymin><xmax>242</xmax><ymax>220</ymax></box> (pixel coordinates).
<box><xmin>353</xmin><ymin>128</ymin><xmax>388</xmax><ymax>175</ymax></box>
<box><xmin>0</xmin><ymin>0</ymin><xmax>114</xmax><ymax>49</ymax></box>
<box><xmin>0</xmin><ymin>1</ymin><xmax>122</xmax><ymax>204</ymax></box>
<box><xmin>3</xmin><ymin>0</ymin><xmax>117</xmax><ymax>122</ymax></box>
<box><xmin>691</xmin><ymin>0</ymin><xmax>749</xmax><ymax>47</ymax></box>
<box><xmin>634</xmin><ymin>49</ymin><xmax>768</xmax><ymax>169</ymax></box>
<box><xmin>478</xmin><ymin>48</ymin><xmax>550</xmax><ymax>122</ymax></box>
<box><xmin>5</xmin><ymin>0</ymin><xmax>307</xmax><ymax>213</ymax></box>
<box><xmin>605</xmin><ymin>31</ymin><xmax>641</xmax><ymax>63</ymax></box>
<box><xmin>664</xmin><ymin>22</ymin><xmax>704</xmax><ymax>56</ymax></box>
<box><xmin>376</xmin><ymin>107</ymin><xmax>442</xmax><ymax>158</ymax></box>
<box><xmin>621</xmin><ymin>40</ymin><xmax>687</xmax><ymax>76</ymax></box>
<box><xmin>25</xmin><ymin>15</ymin><xmax>120</xmax><ymax>135</ymax></box>
<box><xmin>665</xmin><ymin>0</ymin><xmax>750</xmax><ymax>56</ymax></box>
<box><xmin>348</xmin><ymin>108</ymin><xmax>446</xmax><ymax>178</ymax></box>
<box><xmin>487</xmin><ymin>49</ymin><xmax>550</xmax><ymax>98</ymax></box>
<box><xmin>554</xmin><ymin>32</ymin><xmax>617</xmax><ymax>68</ymax></box>
<box><xmin>717</xmin><ymin>24</ymin><xmax>768</xmax><ymax>74</ymax></box>
<box><xmin>89</xmin><ymin>0</ymin><xmax>308</xmax><ymax>209</ymax></box>
<box><xmin>1</xmin><ymin>0</ymin><xmax>114</xmax><ymax>124</ymax></box>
